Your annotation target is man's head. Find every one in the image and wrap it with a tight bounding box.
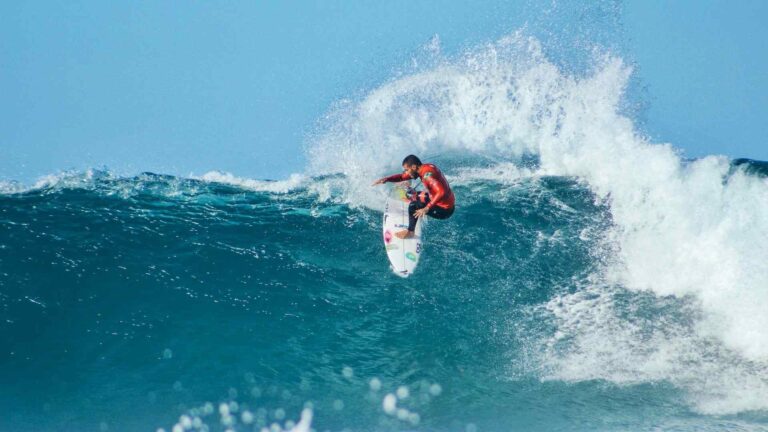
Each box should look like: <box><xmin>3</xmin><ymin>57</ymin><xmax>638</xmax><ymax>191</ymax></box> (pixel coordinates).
<box><xmin>401</xmin><ymin>154</ymin><xmax>422</xmax><ymax>178</ymax></box>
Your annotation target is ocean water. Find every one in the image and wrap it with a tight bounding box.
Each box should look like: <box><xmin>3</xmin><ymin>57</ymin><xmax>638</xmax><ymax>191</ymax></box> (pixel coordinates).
<box><xmin>3</xmin><ymin>34</ymin><xmax>768</xmax><ymax>431</ymax></box>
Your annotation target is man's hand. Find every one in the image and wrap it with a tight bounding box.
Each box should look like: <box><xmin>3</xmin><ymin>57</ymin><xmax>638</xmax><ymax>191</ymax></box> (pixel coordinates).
<box><xmin>414</xmin><ymin>207</ymin><xmax>430</xmax><ymax>218</ymax></box>
<box><xmin>371</xmin><ymin>178</ymin><xmax>386</xmax><ymax>186</ymax></box>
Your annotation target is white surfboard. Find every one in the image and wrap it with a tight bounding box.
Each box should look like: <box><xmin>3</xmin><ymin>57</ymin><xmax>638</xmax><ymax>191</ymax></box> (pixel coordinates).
<box><xmin>383</xmin><ymin>184</ymin><xmax>423</xmax><ymax>277</ymax></box>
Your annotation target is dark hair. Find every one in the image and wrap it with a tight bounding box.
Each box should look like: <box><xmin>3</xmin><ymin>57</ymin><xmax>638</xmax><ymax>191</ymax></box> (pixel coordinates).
<box><xmin>402</xmin><ymin>155</ymin><xmax>422</xmax><ymax>166</ymax></box>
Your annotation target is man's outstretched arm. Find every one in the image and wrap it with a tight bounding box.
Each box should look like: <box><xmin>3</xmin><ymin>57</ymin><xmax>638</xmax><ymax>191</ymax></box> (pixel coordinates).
<box><xmin>372</xmin><ymin>173</ymin><xmax>410</xmax><ymax>186</ymax></box>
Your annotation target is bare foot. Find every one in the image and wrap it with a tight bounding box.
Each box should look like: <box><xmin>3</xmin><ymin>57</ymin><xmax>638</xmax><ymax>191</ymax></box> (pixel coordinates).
<box><xmin>394</xmin><ymin>230</ymin><xmax>414</xmax><ymax>239</ymax></box>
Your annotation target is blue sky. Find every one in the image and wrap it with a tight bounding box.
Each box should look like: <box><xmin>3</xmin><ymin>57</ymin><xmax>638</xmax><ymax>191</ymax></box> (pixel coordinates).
<box><xmin>624</xmin><ymin>0</ymin><xmax>767</xmax><ymax>160</ymax></box>
<box><xmin>1</xmin><ymin>1</ymin><xmax>766</xmax><ymax>182</ymax></box>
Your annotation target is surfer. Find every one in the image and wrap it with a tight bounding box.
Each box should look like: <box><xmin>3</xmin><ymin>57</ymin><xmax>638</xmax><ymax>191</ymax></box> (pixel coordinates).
<box><xmin>372</xmin><ymin>155</ymin><xmax>455</xmax><ymax>239</ymax></box>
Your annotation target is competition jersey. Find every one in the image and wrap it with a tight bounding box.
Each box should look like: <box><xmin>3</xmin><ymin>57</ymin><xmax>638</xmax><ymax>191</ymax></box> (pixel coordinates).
<box><xmin>384</xmin><ymin>163</ymin><xmax>455</xmax><ymax>210</ymax></box>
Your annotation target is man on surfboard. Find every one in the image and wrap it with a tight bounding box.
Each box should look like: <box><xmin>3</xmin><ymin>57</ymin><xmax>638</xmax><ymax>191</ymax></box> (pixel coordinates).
<box><xmin>372</xmin><ymin>155</ymin><xmax>455</xmax><ymax>239</ymax></box>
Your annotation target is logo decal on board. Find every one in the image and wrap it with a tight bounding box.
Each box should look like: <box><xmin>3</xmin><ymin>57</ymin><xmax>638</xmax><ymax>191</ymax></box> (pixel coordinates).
<box><xmin>405</xmin><ymin>252</ymin><xmax>417</xmax><ymax>262</ymax></box>
<box><xmin>384</xmin><ymin>230</ymin><xmax>392</xmax><ymax>244</ymax></box>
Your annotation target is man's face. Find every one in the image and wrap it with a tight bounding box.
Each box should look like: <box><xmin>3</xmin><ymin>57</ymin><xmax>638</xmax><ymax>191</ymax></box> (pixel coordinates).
<box><xmin>403</xmin><ymin>164</ymin><xmax>419</xmax><ymax>179</ymax></box>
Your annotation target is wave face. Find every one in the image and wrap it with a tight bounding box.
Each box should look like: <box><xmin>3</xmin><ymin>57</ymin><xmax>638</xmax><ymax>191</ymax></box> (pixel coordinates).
<box><xmin>3</xmin><ymin>34</ymin><xmax>768</xmax><ymax>431</ymax></box>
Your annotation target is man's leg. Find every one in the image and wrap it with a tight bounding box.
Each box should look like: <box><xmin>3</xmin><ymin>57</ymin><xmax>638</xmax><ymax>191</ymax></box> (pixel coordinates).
<box><xmin>394</xmin><ymin>200</ymin><xmax>426</xmax><ymax>239</ymax></box>
<box><xmin>426</xmin><ymin>205</ymin><xmax>454</xmax><ymax>220</ymax></box>
<box><xmin>395</xmin><ymin>202</ymin><xmax>454</xmax><ymax>239</ymax></box>
<box><xmin>395</xmin><ymin>196</ymin><xmax>429</xmax><ymax>239</ymax></box>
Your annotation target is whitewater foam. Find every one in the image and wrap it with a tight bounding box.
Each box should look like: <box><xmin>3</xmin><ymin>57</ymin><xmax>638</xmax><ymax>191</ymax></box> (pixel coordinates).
<box><xmin>198</xmin><ymin>171</ymin><xmax>306</xmax><ymax>194</ymax></box>
<box><xmin>0</xmin><ymin>169</ymin><xmax>111</xmax><ymax>195</ymax></box>
<box><xmin>305</xmin><ymin>31</ymin><xmax>768</xmax><ymax>413</ymax></box>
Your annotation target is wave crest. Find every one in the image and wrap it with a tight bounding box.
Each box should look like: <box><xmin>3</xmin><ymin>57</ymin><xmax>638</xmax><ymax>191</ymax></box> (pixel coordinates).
<box><xmin>305</xmin><ymin>31</ymin><xmax>768</xmax><ymax>413</ymax></box>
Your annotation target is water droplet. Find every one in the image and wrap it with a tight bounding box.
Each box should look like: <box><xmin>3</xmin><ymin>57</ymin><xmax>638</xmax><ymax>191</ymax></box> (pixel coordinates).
<box><xmin>203</xmin><ymin>402</ymin><xmax>214</xmax><ymax>415</ymax></box>
<box><xmin>408</xmin><ymin>412</ymin><xmax>421</xmax><ymax>425</ymax></box>
<box><xmin>179</xmin><ymin>415</ymin><xmax>192</xmax><ymax>428</ymax></box>
<box><xmin>369</xmin><ymin>377</ymin><xmax>382</xmax><ymax>391</ymax></box>
<box><xmin>242</xmin><ymin>410</ymin><xmax>254</xmax><ymax>424</ymax></box>
<box><xmin>228</xmin><ymin>401</ymin><xmax>239</xmax><ymax>413</ymax></box>
<box><xmin>382</xmin><ymin>394</ymin><xmax>397</xmax><ymax>415</ymax></box>
<box><xmin>396</xmin><ymin>386</ymin><xmax>409</xmax><ymax>399</ymax></box>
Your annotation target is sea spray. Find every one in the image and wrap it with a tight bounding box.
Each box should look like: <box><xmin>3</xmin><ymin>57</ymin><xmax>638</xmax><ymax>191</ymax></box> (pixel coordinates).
<box><xmin>304</xmin><ymin>32</ymin><xmax>768</xmax><ymax>414</ymax></box>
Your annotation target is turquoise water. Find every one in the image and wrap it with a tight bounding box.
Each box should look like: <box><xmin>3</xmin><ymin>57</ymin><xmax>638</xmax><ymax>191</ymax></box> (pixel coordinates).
<box><xmin>4</xmin><ymin>29</ymin><xmax>768</xmax><ymax>431</ymax></box>
<box><xmin>1</xmin><ymin>164</ymin><xmax>767</xmax><ymax>431</ymax></box>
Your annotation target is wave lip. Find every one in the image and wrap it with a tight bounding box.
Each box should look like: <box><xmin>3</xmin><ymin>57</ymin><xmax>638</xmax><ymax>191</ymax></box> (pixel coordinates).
<box><xmin>0</xmin><ymin>169</ymin><xmax>310</xmax><ymax>200</ymax></box>
<box><xmin>197</xmin><ymin>171</ymin><xmax>306</xmax><ymax>194</ymax></box>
